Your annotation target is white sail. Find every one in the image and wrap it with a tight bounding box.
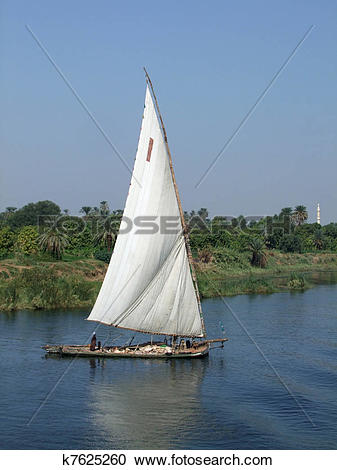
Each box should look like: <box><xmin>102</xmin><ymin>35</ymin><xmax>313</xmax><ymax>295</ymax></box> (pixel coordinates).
<box><xmin>87</xmin><ymin>86</ymin><xmax>204</xmax><ymax>337</ymax></box>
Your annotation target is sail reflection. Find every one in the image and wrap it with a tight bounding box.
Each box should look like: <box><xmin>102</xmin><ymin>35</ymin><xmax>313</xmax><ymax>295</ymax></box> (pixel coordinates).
<box><xmin>89</xmin><ymin>359</ymin><xmax>207</xmax><ymax>449</ymax></box>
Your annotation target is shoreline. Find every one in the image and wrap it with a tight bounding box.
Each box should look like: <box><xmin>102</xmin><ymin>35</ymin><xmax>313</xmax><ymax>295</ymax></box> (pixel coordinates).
<box><xmin>199</xmin><ymin>268</ymin><xmax>337</xmax><ymax>298</ymax></box>
<box><xmin>196</xmin><ymin>251</ymin><xmax>337</xmax><ymax>297</ymax></box>
<box><xmin>1</xmin><ymin>253</ymin><xmax>337</xmax><ymax>312</ymax></box>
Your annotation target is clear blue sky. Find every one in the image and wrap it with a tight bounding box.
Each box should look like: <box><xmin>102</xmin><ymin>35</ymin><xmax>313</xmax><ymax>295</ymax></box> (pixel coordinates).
<box><xmin>1</xmin><ymin>0</ymin><xmax>336</xmax><ymax>224</ymax></box>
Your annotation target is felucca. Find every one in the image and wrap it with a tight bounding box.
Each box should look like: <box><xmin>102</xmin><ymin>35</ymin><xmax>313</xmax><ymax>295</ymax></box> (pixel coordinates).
<box><xmin>43</xmin><ymin>70</ymin><xmax>228</xmax><ymax>359</ymax></box>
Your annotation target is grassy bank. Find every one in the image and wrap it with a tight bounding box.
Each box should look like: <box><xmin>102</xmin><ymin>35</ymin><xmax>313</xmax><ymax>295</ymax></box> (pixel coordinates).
<box><xmin>0</xmin><ymin>257</ymin><xmax>106</xmax><ymax>311</ymax></box>
<box><xmin>1</xmin><ymin>251</ymin><xmax>337</xmax><ymax>311</ymax></box>
<box><xmin>196</xmin><ymin>251</ymin><xmax>337</xmax><ymax>297</ymax></box>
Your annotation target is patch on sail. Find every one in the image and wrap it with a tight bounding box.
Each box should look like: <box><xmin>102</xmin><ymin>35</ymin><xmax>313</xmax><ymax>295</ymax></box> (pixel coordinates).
<box><xmin>146</xmin><ymin>137</ymin><xmax>154</xmax><ymax>162</ymax></box>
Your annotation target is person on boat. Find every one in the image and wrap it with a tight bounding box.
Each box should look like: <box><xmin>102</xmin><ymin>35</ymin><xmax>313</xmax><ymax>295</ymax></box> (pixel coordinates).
<box><xmin>90</xmin><ymin>332</ymin><xmax>97</xmax><ymax>351</ymax></box>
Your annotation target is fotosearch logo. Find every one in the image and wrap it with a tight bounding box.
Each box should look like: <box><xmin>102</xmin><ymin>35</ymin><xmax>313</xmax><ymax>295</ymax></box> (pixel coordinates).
<box><xmin>119</xmin><ymin>216</ymin><xmax>181</xmax><ymax>235</ymax></box>
<box><xmin>37</xmin><ymin>214</ymin><xmax>293</xmax><ymax>236</ymax></box>
<box><xmin>38</xmin><ymin>215</ymin><xmax>183</xmax><ymax>236</ymax></box>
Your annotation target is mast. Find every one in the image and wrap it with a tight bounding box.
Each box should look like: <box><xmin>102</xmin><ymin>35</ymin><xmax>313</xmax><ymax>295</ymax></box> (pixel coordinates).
<box><xmin>143</xmin><ymin>67</ymin><xmax>206</xmax><ymax>338</ymax></box>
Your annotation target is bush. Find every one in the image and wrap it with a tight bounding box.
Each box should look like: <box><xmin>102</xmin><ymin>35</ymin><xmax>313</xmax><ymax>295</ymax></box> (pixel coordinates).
<box><xmin>189</xmin><ymin>231</ymin><xmax>217</xmax><ymax>251</ymax></box>
<box><xmin>94</xmin><ymin>249</ymin><xmax>112</xmax><ymax>264</ymax></box>
<box><xmin>279</xmin><ymin>234</ymin><xmax>303</xmax><ymax>253</ymax></box>
<box><xmin>198</xmin><ymin>248</ymin><xmax>213</xmax><ymax>263</ymax></box>
<box><xmin>15</xmin><ymin>226</ymin><xmax>38</xmax><ymax>254</ymax></box>
<box><xmin>0</xmin><ymin>227</ymin><xmax>16</xmax><ymax>257</ymax></box>
<box><xmin>323</xmin><ymin>223</ymin><xmax>337</xmax><ymax>239</ymax></box>
<box><xmin>265</xmin><ymin>230</ymin><xmax>283</xmax><ymax>249</ymax></box>
<box><xmin>302</xmin><ymin>236</ymin><xmax>315</xmax><ymax>252</ymax></box>
<box><xmin>67</xmin><ymin>227</ymin><xmax>94</xmax><ymax>255</ymax></box>
<box><xmin>212</xmin><ymin>247</ymin><xmax>250</xmax><ymax>269</ymax></box>
<box><xmin>287</xmin><ymin>273</ymin><xmax>305</xmax><ymax>289</ymax></box>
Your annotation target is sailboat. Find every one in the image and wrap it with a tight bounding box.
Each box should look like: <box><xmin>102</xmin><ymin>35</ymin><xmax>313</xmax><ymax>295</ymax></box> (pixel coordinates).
<box><xmin>43</xmin><ymin>70</ymin><xmax>228</xmax><ymax>359</ymax></box>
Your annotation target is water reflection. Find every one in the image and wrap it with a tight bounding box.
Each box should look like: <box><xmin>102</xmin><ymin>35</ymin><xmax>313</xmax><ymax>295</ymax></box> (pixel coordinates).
<box><xmin>89</xmin><ymin>359</ymin><xmax>97</xmax><ymax>369</ymax></box>
<box><xmin>89</xmin><ymin>359</ymin><xmax>207</xmax><ymax>449</ymax></box>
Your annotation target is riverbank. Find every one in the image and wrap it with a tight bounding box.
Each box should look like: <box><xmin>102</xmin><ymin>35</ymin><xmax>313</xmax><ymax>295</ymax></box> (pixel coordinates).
<box><xmin>0</xmin><ymin>257</ymin><xmax>106</xmax><ymax>311</ymax></box>
<box><xmin>1</xmin><ymin>251</ymin><xmax>337</xmax><ymax>311</ymax></box>
<box><xmin>196</xmin><ymin>251</ymin><xmax>337</xmax><ymax>297</ymax></box>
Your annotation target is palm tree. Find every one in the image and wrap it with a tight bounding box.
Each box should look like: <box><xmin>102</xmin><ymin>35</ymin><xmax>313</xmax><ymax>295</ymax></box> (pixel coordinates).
<box><xmin>90</xmin><ymin>207</ymin><xmax>100</xmax><ymax>216</ymax></box>
<box><xmin>38</xmin><ymin>228</ymin><xmax>69</xmax><ymax>259</ymax></box>
<box><xmin>5</xmin><ymin>207</ymin><xmax>17</xmax><ymax>213</ymax></box>
<box><xmin>248</xmin><ymin>238</ymin><xmax>267</xmax><ymax>268</ymax></box>
<box><xmin>94</xmin><ymin>218</ymin><xmax>115</xmax><ymax>252</ymax></box>
<box><xmin>80</xmin><ymin>206</ymin><xmax>92</xmax><ymax>217</ymax></box>
<box><xmin>237</xmin><ymin>215</ymin><xmax>247</xmax><ymax>230</ymax></box>
<box><xmin>4</xmin><ymin>207</ymin><xmax>17</xmax><ymax>220</ymax></box>
<box><xmin>292</xmin><ymin>205</ymin><xmax>308</xmax><ymax>226</ymax></box>
<box><xmin>187</xmin><ymin>210</ymin><xmax>198</xmax><ymax>231</ymax></box>
<box><xmin>99</xmin><ymin>201</ymin><xmax>110</xmax><ymax>217</ymax></box>
<box><xmin>189</xmin><ymin>208</ymin><xmax>209</xmax><ymax>231</ymax></box>
<box><xmin>197</xmin><ymin>208</ymin><xmax>208</xmax><ymax>222</ymax></box>
<box><xmin>112</xmin><ymin>209</ymin><xmax>123</xmax><ymax>217</ymax></box>
<box><xmin>313</xmin><ymin>229</ymin><xmax>324</xmax><ymax>250</ymax></box>
<box><xmin>279</xmin><ymin>207</ymin><xmax>292</xmax><ymax>220</ymax></box>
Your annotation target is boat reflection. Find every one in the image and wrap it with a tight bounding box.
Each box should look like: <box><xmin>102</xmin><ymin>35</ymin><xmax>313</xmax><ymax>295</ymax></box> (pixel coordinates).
<box><xmin>88</xmin><ymin>358</ymin><xmax>208</xmax><ymax>449</ymax></box>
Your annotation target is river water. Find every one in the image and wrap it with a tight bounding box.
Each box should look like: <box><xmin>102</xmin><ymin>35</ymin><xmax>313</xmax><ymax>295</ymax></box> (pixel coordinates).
<box><xmin>1</xmin><ymin>283</ymin><xmax>337</xmax><ymax>449</ymax></box>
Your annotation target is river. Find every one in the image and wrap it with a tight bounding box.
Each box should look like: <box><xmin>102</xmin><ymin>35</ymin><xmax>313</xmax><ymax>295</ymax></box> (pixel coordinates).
<box><xmin>1</xmin><ymin>283</ymin><xmax>336</xmax><ymax>449</ymax></box>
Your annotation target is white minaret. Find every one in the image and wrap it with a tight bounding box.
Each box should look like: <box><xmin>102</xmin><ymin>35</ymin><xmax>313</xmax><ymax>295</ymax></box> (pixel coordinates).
<box><xmin>317</xmin><ymin>203</ymin><xmax>321</xmax><ymax>225</ymax></box>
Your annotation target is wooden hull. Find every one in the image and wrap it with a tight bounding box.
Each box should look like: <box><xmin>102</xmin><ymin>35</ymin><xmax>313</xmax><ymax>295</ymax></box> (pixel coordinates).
<box><xmin>42</xmin><ymin>342</ymin><xmax>213</xmax><ymax>359</ymax></box>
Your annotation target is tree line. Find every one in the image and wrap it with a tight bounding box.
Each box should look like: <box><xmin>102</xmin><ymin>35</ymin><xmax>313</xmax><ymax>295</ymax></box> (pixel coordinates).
<box><xmin>1</xmin><ymin>201</ymin><xmax>337</xmax><ymax>269</ymax></box>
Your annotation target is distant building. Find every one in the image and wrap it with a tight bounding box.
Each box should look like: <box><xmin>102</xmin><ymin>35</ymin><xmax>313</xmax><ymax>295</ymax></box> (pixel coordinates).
<box><xmin>317</xmin><ymin>203</ymin><xmax>321</xmax><ymax>225</ymax></box>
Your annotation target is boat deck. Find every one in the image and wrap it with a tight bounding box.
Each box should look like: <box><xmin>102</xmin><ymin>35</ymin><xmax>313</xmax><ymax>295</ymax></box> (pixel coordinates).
<box><xmin>42</xmin><ymin>339</ymin><xmax>227</xmax><ymax>359</ymax></box>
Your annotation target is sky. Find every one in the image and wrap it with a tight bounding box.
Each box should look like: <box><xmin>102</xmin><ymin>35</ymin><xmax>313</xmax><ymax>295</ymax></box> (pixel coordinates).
<box><xmin>0</xmin><ymin>0</ymin><xmax>336</xmax><ymax>224</ymax></box>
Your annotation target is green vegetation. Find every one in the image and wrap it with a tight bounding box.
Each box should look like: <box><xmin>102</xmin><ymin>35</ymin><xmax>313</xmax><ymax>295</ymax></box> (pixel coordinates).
<box><xmin>0</xmin><ymin>258</ymin><xmax>106</xmax><ymax>311</ymax></box>
<box><xmin>2</xmin><ymin>200</ymin><xmax>61</xmax><ymax>229</ymax></box>
<box><xmin>248</xmin><ymin>238</ymin><xmax>267</xmax><ymax>268</ymax></box>
<box><xmin>1</xmin><ymin>202</ymin><xmax>337</xmax><ymax>311</ymax></box>
<box><xmin>15</xmin><ymin>226</ymin><xmax>39</xmax><ymax>255</ymax></box>
<box><xmin>38</xmin><ymin>226</ymin><xmax>69</xmax><ymax>259</ymax></box>
<box><xmin>195</xmin><ymin>250</ymin><xmax>337</xmax><ymax>297</ymax></box>
<box><xmin>0</xmin><ymin>227</ymin><xmax>16</xmax><ymax>258</ymax></box>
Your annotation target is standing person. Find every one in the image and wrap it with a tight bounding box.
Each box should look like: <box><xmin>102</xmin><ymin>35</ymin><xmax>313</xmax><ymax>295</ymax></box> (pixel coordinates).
<box><xmin>90</xmin><ymin>332</ymin><xmax>97</xmax><ymax>351</ymax></box>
